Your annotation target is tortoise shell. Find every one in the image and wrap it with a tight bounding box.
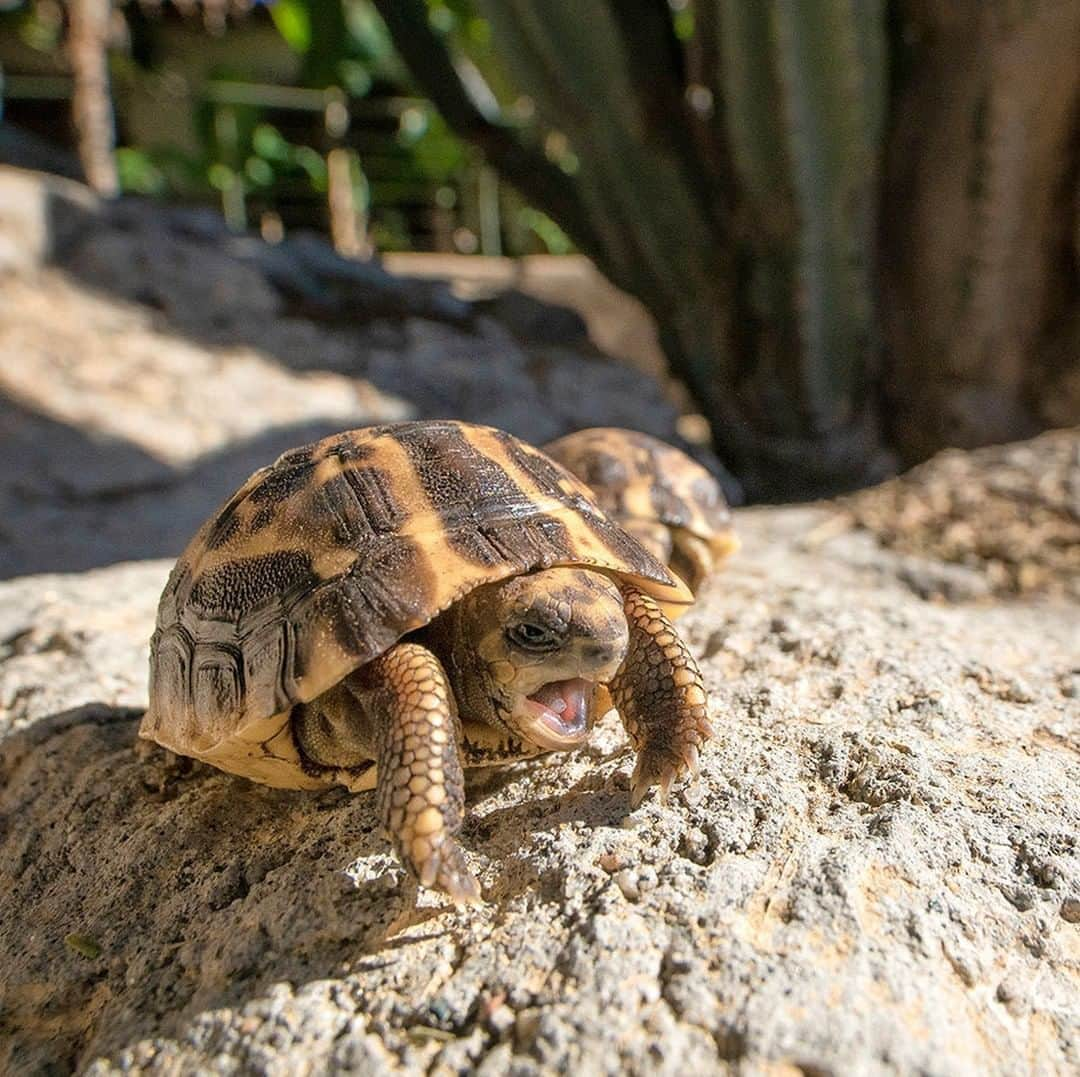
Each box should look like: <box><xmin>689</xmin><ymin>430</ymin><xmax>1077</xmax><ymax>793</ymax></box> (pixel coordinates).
<box><xmin>543</xmin><ymin>427</ymin><xmax>736</xmax><ymax>559</ymax></box>
<box><xmin>140</xmin><ymin>421</ymin><xmax>691</xmax><ymax>789</ymax></box>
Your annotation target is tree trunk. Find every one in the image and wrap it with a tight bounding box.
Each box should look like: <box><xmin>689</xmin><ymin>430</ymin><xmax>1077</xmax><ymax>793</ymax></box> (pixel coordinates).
<box><xmin>881</xmin><ymin>0</ymin><xmax>1080</xmax><ymax>462</ymax></box>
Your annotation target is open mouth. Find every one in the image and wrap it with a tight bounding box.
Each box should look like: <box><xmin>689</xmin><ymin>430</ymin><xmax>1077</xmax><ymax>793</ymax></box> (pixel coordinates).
<box><xmin>513</xmin><ymin>677</ymin><xmax>595</xmax><ymax>750</ymax></box>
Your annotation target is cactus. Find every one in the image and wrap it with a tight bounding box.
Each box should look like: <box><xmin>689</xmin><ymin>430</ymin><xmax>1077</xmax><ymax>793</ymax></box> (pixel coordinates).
<box><xmin>377</xmin><ymin>0</ymin><xmax>1079</xmax><ymax>497</ymax></box>
<box><xmin>712</xmin><ymin>1</ymin><xmax>886</xmax><ymax>457</ymax></box>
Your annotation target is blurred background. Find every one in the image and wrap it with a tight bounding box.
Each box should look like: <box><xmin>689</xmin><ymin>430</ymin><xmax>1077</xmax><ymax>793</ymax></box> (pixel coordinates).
<box><xmin>0</xmin><ymin>0</ymin><xmax>1078</xmax><ymax>574</ymax></box>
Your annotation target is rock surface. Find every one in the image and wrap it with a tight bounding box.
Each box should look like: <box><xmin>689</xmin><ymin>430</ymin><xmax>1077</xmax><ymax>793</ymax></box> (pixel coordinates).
<box><xmin>2</xmin><ymin>435</ymin><xmax>1078</xmax><ymax>1075</ymax></box>
<box><xmin>847</xmin><ymin>428</ymin><xmax>1080</xmax><ymax>601</ymax></box>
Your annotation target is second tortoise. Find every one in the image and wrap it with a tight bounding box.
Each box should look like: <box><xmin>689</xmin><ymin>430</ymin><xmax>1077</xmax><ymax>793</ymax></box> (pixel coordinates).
<box><xmin>544</xmin><ymin>427</ymin><xmax>738</xmax><ymax>593</ymax></box>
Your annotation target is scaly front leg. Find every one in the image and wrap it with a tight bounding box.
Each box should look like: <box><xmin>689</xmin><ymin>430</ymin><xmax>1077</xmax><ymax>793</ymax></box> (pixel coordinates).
<box><xmin>609</xmin><ymin>584</ymin><xmax>713</xmax><ymax>807</ymax></box>
<box><xmin>367</xmin><ymin>643</ymin><xmax>481</xmax><ymax>902</ymax></box>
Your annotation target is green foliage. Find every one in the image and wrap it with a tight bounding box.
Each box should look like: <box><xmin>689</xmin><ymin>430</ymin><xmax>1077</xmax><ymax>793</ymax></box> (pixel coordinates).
<box><xmin>516</xmin><ymin>206</ymin><xmax>571</xmax><ymax>255</ymax></box>
<box><xmin>269</xmin><ymin>0</ymin><xmax>312</xmax><ymax>54</ymax></box>
<box><xmin>402</xmin><ymin>108</ymin><xmax>467</xmax><ymax>182</ymax></box>
<box><xmin>0</xmin><ymin>1</ymin><xmax>61</xmax><ymax>54</ymax></box>
<box><xmin>0</xmin><ymin>0</ymin><xmax>527</xmax><ymax>252</ymax></box>
<box><xmin>344</xmin><ymin>0</ymin><xmax>400</xmax><ymax>69</ymax></box>
<box><xmin>270</xmin><ymin>0</ymin><xmax>405</xmax><ymax>90</ymax></box>
<box><xmin>115</xmin><ymin>147</ymin><xmax>167</xmax><ymax>196</ymax></box>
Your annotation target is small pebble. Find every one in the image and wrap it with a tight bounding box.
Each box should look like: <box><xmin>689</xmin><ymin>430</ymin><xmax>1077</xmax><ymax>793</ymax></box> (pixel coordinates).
<box><xmin>1006</xmin><ymin>887</ymin><xmax>1036</xmax><ymax>911</ymax></box>
<box><xmin>514</xmin><ymin>1010</ymin><xmax>542</xmax><ymax>1049</ymax></box>
<box><xmin>995</xmin><ymin>977</ymin><xmax>1029</xmax><ymax>1017</ymax></box>
<box><xmin>481</xmin><ymin>993</ymin><xmax>515</xmax><ymax>1039</ymax></box>
<box><xmin>637</xmin><ymin>866</ymin><xmax>658</xmax><ymax>893</ymax></box>
<box><xmin>615</xmin><ymin>870</ymin><xmax>641</xmax><ymax>901</ymax></box>
<box><xmin>1060</xmin><ymin>898</ymin><xmax>1080</xmax><ymax>923</ymax></box>
<box><xmin>598</xmin><ymin>852</ymin><xmax>625</xmax><ymax>874</ymax></box>
<box><xmin>681</xmin><ymin>827</ymin><xmax>709</xmax><ymax>864</ymax></box>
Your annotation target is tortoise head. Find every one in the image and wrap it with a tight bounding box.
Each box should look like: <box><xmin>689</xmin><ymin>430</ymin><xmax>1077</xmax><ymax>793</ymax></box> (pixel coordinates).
<box><xmin>460</xmin><ymin>567</ymin><xmax>629</xmax><ymax>750</ymax></box>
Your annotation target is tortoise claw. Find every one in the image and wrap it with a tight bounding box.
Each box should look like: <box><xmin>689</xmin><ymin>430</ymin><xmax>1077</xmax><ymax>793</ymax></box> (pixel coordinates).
<box><xmin>425</xmin><ymin>839</ymin><xmax>483</xmax><ymax>905</ymax></box>
<box><xmin>684</xmin><ymin>742</ymin><xmax>701</xmax><ymax>781</ymax></box>
<box><xmin>658</xmin><ymin>768</ymin><xmax>676</xmax><ymax>805</ymax></box>
<box><xmin>630</xmin><ymin>737</ymin><xmax>705</xmax><ymax>809</ymax></box>
<box><xmin>630</xmin><ymin>765</ymin><xmax>654</xmax><ymax>810</ymax></box>
<box><xmin>407</xmin><ymin>829</ymin><xmax>482</xmax><ymax>903</ymax></box>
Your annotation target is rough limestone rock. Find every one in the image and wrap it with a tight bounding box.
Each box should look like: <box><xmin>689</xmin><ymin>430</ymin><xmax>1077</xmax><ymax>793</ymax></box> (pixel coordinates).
<box><xmin>2</xmin><ymin>434</ymin><xmax>1078</xmax><ymax>1075</ymax></box>
<box><xmin>847</xmin><ymin>428</ymin><xmax>1080</xmax><ymax>601</ymax></box>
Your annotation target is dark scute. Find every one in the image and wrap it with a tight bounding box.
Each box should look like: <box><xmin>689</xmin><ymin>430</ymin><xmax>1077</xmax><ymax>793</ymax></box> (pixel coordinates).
<box><xmin>476</xmin><ymin>513</ymin><xmax>576</xmax><ymax>569</ymax></box>
<box><xmin>690</xmin><ymin>473</ymin><xmax>731</xmax><ymax>526</ymax></box>
<box><xmin>494</xmin><ymin>429</ymin><xmax>582</xmax><ymax>500</ymax></box>
<box><xmin>189</xmin><ymin>550</ymin><xmax>318</xmax><ymax>618</ymax></box>
<box><xmin>398</xmin><ymin>424</ymin><xmax>588</xmax><ymax>569</ymax></box>
<box><xmin>568</xmin><ymin>451</ymin><xmax>628</xmax><ymax>517</ymax></box>
<box><xmin>495</xmin><ymin>431</ymin><xmax>655</xmax><ymax>567</ymax></box>
<box><xmin>395</xmin><ymin>422</ymin><xmax>491</xmax><ymax>506</ymax></box>
<box><xmin>318</xmin><ymin>466</ymin><xmax>408</xmax><ymax>542</ymax></box>
<box><xmin>203</xmin><ymin>509</ymin><xmax>241</xmax><ymax>551</ymax></box>
<box><xmin>155</xmin><ymin>558</ymin><xmax>190</xmax><ymax>627</ymax></box>
<box><xmin>243</xmin><ymin>620</ymin><xmax>293</xmax><ymax>718</ymax></box>
<box><xmin>249</xmin><ymin>457</ymin><xmax>317</xmax><ymax>505</ymax></box>
<box><xmin>396</xmin><ymin>423</ymin><xmax>544</xmax><ymax>563</ymax></box>
<box><xmin>274</xmin><ymin>445</ymin><xmax>315</xmax><ymax>469</ymax></box>
<box><xmin>346</xmin><ymin>537</ymin><xmax>436</xmax><ymax>642</ymax></box>
<box><xmin>248</xmin><ymin>505</ymin><xmax>276</xmax><ymax>534</ymax></box>
<box><xmin>441</xmin><ymin>521</ymin><xmax>505</xmax><ymax>567</ymax></box>
<box><xmin>582</xmin><ymin>450</ymin><xmax>629</xmax><ymax>492</ymax></box>
<box><xmin>295</xmin><ymin>536</ymin><xmax>435</xmax><ymax>664</ymax></box>
<box><xmin>649</xmin><ymin>479</ymin><xmax>695</xmax><ymax>528</ymax></box>
<box><xmin>586</xmin><ymin>509</ymin><xmax>665</xmax><ymax>571</ymax></box>
<box><xmin>150</xmin><ymin>629</ymin><xmax>192</xmax><ymax>711</ymax></box>
<box><xmin>198</xmin><ymin>479</ymin><xmax>260</xmax><ymax>551</ymax></box>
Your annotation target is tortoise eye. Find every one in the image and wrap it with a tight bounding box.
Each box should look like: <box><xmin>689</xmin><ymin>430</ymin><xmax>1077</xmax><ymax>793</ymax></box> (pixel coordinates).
<box><xmin>507</xmin><ymin>622</ymin><xmax>562</xmax><ymax>652</ymax></box>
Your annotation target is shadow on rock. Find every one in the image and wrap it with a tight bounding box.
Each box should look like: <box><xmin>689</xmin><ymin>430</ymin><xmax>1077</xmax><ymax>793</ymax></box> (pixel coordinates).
<box><xmin>0</xmin><ymin>702</ymin><xmax>444</xmax><ymax>1072</ymax></box>
<box><xmin>0</xmin><ymin>394</ymin><xmax>386</xmax><ymax>578</ymax></box>
<box><xmin>11</xmin><ymin>169</ymin><xmax>685</xmax><ymax>450</ymax></box>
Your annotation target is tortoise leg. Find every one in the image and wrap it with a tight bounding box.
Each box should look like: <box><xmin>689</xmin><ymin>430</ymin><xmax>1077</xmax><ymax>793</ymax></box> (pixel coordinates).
<box><xmin>609</xmin><ymin>584</ymin><xmax>713</xmax><ymax>808</ymax></box>
<box><xmin>369</xmin><ymin>642</ymin><xmax>480</xmax><ymax>903</ymax></box>
<box><xmin>671</xmin><ymin>528</ymin><xmax>739</xmax><ymax>591</ymax></box>
<box><xmin>669</xmin><ymin>530</ymin><xmax>714</xmax><ymax>593</ymax></box>
<box><xmin>296</xmin><ymin>641</ymin><xmax>480</xmax><ymax>903</ymax></box>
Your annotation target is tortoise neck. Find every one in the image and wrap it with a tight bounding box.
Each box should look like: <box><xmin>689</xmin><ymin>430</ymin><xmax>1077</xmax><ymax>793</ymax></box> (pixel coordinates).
<box><xmin>413</xmin><ymin>604</ymin><xmax>501</xmax><ymax>729</ymax></box>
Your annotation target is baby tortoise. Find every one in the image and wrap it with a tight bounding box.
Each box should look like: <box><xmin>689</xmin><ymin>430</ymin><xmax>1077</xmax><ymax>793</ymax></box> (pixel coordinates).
<box><xmin>544</xmin><ymin>427</ymin><xmax>738</xmax><ymax>592</ymax></box>
<box><xmin>141</xmin><ymin>421</ymin><xmax>712</xmax><ymax>902</ymax></box>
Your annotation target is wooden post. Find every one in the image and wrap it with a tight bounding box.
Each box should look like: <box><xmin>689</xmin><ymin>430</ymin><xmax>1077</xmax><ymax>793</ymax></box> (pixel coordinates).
<box><xmin>327</xmin><ymin>148</ymin><xmax>371</xmax><ymax>258</ymax></box>
<box><xmin>325</xmin><ymin>90</ymin><xmax>372</xmax><ymax>258</ymax></box>
<box><xmin>67</xmin><ymin>0</ymin><xmax>118</xmax><ymax>197</ymax></box>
